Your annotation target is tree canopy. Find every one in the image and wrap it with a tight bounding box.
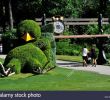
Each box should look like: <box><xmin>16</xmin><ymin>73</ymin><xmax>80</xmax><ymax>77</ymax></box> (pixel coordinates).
<box><xmin>0</xmin><ymin>0</ymin><xmax>110</xmax><ymax>30</ymax></box>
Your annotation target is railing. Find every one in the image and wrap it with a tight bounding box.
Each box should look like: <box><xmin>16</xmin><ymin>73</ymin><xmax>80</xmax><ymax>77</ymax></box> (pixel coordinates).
<box><xmin>54</xmin><ymin>34</ymin><xmax>110</xmax><ymax>39</ymax></box>
<box><xmin>35</xmin><ymin>18</ymin><xmax>110</xmax><ymax>38</ymax></box>
<box><xmin>35</xmin><ymin>18</ymin><xmax>109</xmax><ymax>25</ymax></box>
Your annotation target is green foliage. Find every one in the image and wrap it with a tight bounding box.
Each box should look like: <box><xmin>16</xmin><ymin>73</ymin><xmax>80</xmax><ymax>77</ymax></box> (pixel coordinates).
<box><xmin>102</xmin><ymin>24</ymin><xmax>110</xmax><ymax>34</ymax></box>
<box><xmin>17</xmin><ymin>20</ymin><xmax>41</xmax><ymax>40</ymax></box>
<box><xmin>3</xmin><ymin>21</ymin><xmax>56</xmax><ymax>75</ymax></box>
<box><xmin>106</xmin><ymin>2</ymin><xmax>110</xmax><ymax>18</ymax></box>
<box><xmin>56</xmin><ymin>39</ymin><xmax>70</xmax><ymax>55</ymax></box>
<box><xmin>4</xmin><ymin>43</ymin><xmax>48</xmax><ymax>74</ymax></box>
<box><xmin>56</xmin><ymin>39</ymin><xmax>81</xmax><ymax>56</ymax></box>
<box><xmin>48</xmin><ymin>0</ymin><xmax>79</xmax><ymax>17</ymax></box>
<box><xmin>6</xmin><ymin>58</ymin><xmax>21</xmax><ymax>74</ymax></box>
<box><xmin>2</xmin><ymin>29</ymin><xmax>17</xmax><ymax>39</ymax></box>
<box><xmin>40</xmin><ymin>35</ymin><xmax>56</xmax><ymax>67</ymax></box>
<box><xmin>25</xmin><ymin>58</ymin><xmax>42</xmax><ymax>74</ymax></box>
<box><xmin>34</xmin><ymin>39</ymin><xmax>53</xmax><ymax>65</ymax></box>
<box><xmin>1</xmin><ymin>0</ymin><xmax>110</xmax><ymax>28</ymax></box>
<box><xmin>34</xmin><ymin>39</ymin><xmax>51</xmax><ymax>51</ymax></box>
<box><xmin>41</xmin><ymin>24</ymin><xmax>55</xmax><ymax>48</ymax></box>
<box><xmin>85</xmin><ymin>25</ymin><xmax>99</xmax><ymax>35</ymax></box>
<box><xmin>2</xmin><ymin>29</ymin><xmax>18</xmax><ymax>54</ymax></box>
<box><xmin>41</xmin><ymin>23</ymin><xmax>54</xmax><ymax>33</ymax></box>
<box><xmin>82</xmin><ymin>0</ymin><xmax>99</xmax><ymax>17</ymax></box>
<box><xmin>41</xmin><ymin>24</ymin><xmax>56</xmax><ymax>66</ymax></box>
<box><xmin>85</xmin><ymin>24</ymin><xmax>110</xmax><ymax>35</ymax></box>
<box><xmin>1</xmin><ymin>67</ymin><xmax>110</xmax><ymax>90</ymax></box>
<box><xmin>0</xmin><ymin>58</ymin><xmax>4</xmax><ymax>63</ymax></box>
<box><xmin>56</xmin><ymin>55</ymin><xmax>82</xmax><ymax>62</ymax></box>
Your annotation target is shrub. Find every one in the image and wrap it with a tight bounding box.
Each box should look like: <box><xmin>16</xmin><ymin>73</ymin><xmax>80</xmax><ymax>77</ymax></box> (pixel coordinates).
<box><xmin>6</xmin><ymin>58</ymin><xmax>21</xmax><ymax>74</ymax></box>
<box><xmin>34</xmin><ymin>38</ymin><xmax>51</xmax><ymax>51</ymax></box>
<box><xmin>2</xmin><ymin>29</ymin><xmax>18</xmax><ymax>53</ymax></box>
<box><xmin>17</xmin><ymin>20</ymin><xmax>41</xmax><ymax>40</ymax></box>
<box><xmin>4</xmin><ymin>43</ymin><xmax>48</xmax><ymax>74</ymax></box>
<box><xmin>86</xmin><ymin>25</ymin><xmax>98</xmax><ymax>35</ymax></box>
<box><xmin>41</xmin><ymin>23</ymin><xmax>54</xmax><ymax>33</ymax></box>
<box><xmin>41</xmin><ymin>24</ymin><xmax>56</xmax><ymax>66</ymax></box>
<box><xmin>2</xmin><ymin>28</ymin><xmax>17</xmax><ymax>40</ymax></box>
<box><xmin>85</xmin><ymin>24</ymin><xmax>110</xmax><ymax>35</ymax></box>
<box><xmin>34</xmin><ymin>39</ymin><xmax>53</xmax><ymax>65</ymax></box>
<box><xmin>35</xmin><ymin>39</ymin><xmax>56</xmax><ymax>69</ymax></box>
<box><xmin>56</xmin><ymin>40</ymin><xmax>82</xmax><ymax>56</ymax></box>
<box><xmin>3</xmin><ymin>22</ymin><xmax>56</xmax><ymax>74</ymax></box>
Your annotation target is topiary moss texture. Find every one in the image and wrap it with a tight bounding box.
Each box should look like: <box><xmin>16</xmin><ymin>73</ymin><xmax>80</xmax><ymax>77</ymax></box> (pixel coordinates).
<box><xmin>3</xmin><ymin>20</ymin><xmax>56</xmax><ymax>75</ymax></box>
<box><xmin>17</xmin><ymin>20</ymin><xmax>41</xmax><ymax>41</ymax></box>
<box><xmin>41</xmin><ymin>23</ymin><xmax>56</xmax><ymax>67</ymax></box>
<box><xmin>4</xmin><ymin>43</ymin><xmax>49</xmax><ymax>74</ymax></box>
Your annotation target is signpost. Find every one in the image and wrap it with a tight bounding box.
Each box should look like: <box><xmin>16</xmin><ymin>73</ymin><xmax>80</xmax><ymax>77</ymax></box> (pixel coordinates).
<box><xmin>52</xmin><ymin>15</ymin><xmax>65</xmax><ymax>35</ymax></box>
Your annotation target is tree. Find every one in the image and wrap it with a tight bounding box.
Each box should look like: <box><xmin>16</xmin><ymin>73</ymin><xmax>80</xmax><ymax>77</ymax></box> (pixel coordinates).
<box><xmin>0</xmin><ymin>0</ymin><xmax>14</xmax><ymax>31</ymax></box>
<box><xmin>0</xmin><ymin>0</ymin><xmax>110</xmax><ymax>29</ymax></box>
<box><xmin>9</xmin><ymin>0</ymin><xmax>13</xmax><ymax>30</ymax></box>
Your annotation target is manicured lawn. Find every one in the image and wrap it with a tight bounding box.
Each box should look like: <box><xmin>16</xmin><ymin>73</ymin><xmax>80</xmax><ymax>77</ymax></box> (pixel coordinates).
<box><xmin>0</xmin><ymin>58</ymin><xmax>4</xmax><ymax>63</ymax></box>
<box><xmin>0</xmin><ymin>56</ymin><xmax>110</xmax><ymax>91</ymax></box>
<box><xmin>0</xmin><ymin>67</ymin><xmax>110</xmax><ymax>90</ymax></box>
<box><xmin>56</xmin><ymin>55</ymin><xmax>82</xmax><ymax>62</ymax></box>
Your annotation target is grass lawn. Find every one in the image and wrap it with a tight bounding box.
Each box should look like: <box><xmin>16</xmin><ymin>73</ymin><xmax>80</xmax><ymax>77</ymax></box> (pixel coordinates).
<box><xmin>56</xmin><ymin>55</ymin><xmax>82</xmax><ymax>62</ymax></box>
<box><xmin>0</xmin><ymin>55</ymin><xmax>110</xmax><ymax>90</ymax></box>
<box><xmin>0</xmin><ymin>67</ymin><xmax>110</xmax><ymax>91</ymax></box>
<box><xmin>0</xmin><ymin>58</ymin><xmax>4</xmax><ymax>63</ymax></box>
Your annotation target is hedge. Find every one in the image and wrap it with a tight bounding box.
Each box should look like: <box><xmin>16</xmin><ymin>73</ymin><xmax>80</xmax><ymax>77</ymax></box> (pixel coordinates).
<box><xmin>3</xmin><ymin>43</ymin><xmax>48</xmax><ymax>74</ymax></box>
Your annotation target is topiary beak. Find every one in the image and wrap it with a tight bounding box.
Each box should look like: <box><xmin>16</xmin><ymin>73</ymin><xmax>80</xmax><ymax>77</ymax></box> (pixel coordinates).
<box><xmin>21</xmin><ymin>32</ymin><xmax>34</xmax><ymax>42</ymax></box>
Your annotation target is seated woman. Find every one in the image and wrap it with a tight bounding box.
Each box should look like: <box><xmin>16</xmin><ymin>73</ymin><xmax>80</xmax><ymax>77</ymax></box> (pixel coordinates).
<box><xmin>0</xmin><ymin>62</ymin><xmax>15</xmax><ymax>77</ymax></box>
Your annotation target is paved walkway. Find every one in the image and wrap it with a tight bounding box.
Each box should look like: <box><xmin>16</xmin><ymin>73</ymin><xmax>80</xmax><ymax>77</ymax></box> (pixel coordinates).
<box><xmin>57</xmin><ymin>60</ymin><xmax>110</xmax><ymax>75</ymax></box>
<box><xmin>0</xmin><ymin>55</ymin><xmax>6</xmax><ymax>59</ymax></box>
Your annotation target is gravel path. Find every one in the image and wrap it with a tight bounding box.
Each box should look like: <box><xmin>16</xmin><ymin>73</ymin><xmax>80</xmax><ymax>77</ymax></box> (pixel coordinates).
<box><xmin>57</xmin><ymin>60</ymin><xmax>110</xmax><ymax>75</ymax></box>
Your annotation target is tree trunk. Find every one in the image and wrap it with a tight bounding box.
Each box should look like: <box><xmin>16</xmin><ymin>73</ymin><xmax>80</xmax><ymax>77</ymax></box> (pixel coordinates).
<box><xmin>9</xmin><ymin>0</ymin><xmax>13</xmax><ymax>30</ymax></box>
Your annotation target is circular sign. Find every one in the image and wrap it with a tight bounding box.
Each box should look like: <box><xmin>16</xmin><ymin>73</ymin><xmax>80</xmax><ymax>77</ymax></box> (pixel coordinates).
<box><xmin>54</xmin><ymin>21</ymin><xmax>64</xmax><ymax>34</ymax></box>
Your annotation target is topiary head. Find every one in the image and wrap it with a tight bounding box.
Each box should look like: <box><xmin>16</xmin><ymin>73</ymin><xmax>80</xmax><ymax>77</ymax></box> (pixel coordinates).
<box><xmin>17</xmin><ymin>20</ymin><xmax>41</xmax><ymax>42</ymax></box>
